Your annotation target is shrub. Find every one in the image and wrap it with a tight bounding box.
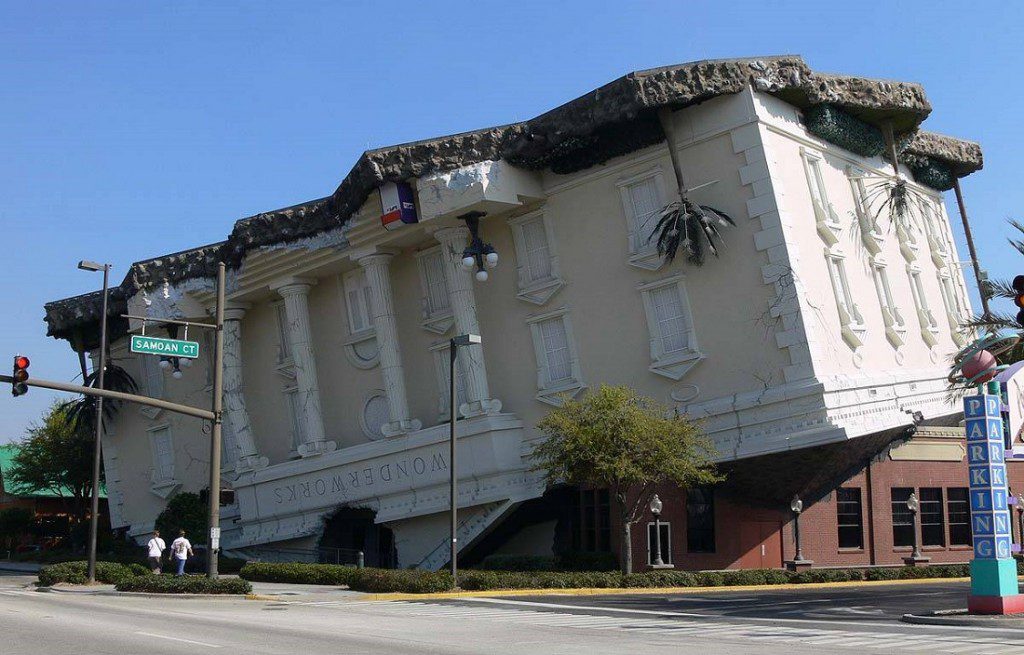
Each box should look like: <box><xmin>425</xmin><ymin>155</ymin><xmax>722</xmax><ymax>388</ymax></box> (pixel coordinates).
<box><xmin>115</xmin><ymin>574</ymin><xmax>251</xmax><ymax>594</ymax></box>
<box><xmin>38</xmin><ymin>560</ymin><xmax>149</xmax><ymax>586</ymax></box>
<box><xmin>623</xmin><ymin>570</ymin><xmax>696</xmax><ymax>588</ymax></box>
<box><xmin>240</xmin><ymin>562</ymin><xmax>360</xmax><ymax>586</ymax></box>
<box><xmin>863</xmin><ymin>568</ymin><xmax>900</xmax><ymax>581</ymax></box>
<box><xmin>555</xmin><ymin>551</ymin><xmax>618</xmax><ymax>572</ymax></box>
<box><xmin>790</xmin><ymin>568</ymin><xmax>864</xmax><ymax>584</ymax></box>
<box><xmin>347</xmin><ymin>568</ymin><xmax>452</xmax><ymax>594</ymax></box>
<box><xmin>477</xmin><ymin>555</ymin><xmax>555</xmax><ymax>572</ymax></box>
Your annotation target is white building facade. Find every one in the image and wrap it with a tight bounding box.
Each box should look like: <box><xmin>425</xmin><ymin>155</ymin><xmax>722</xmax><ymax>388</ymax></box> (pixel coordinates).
<box><xmin>45</xmin><ymin>57</ymin><xmax>983</xmax><ymax>570</ymax></box>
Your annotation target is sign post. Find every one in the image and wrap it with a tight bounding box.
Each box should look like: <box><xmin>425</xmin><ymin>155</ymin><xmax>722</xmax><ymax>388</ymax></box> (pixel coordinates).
<box><xmin>966</xmin><ymin>380</ymin><xmax>1024</xmax><ymax>614</ymax></box>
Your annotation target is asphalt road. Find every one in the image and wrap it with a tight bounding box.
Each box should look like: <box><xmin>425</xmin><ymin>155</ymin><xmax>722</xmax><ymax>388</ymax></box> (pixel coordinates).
<box><xmin>3</xmin><ymin>573</ymin><xmax>1024</xmax><ymax>655</ymax></box>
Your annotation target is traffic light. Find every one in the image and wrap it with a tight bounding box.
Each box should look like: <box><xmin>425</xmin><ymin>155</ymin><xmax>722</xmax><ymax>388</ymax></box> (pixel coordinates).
<box><xmin>11</xmin><ymin>355</ymin><xmax>29</xmax><ymax>397</ymax></box>
<box><xmin>1014</xmin><ymin>276</ymin><xmax>1024</xmax><ymax>328</ymax></box>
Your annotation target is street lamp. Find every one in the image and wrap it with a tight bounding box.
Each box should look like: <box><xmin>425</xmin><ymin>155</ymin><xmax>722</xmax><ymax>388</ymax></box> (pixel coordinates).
<box><xmin>458</xmin><ymin>211</ymin><xmax>497</xmax><ymax>282</ymax></box>
<box><xmin>907</xmin><ymin>492</ymin><xmax>923</xmax><ymax>561</ymax></box>
<box><xmin>1016</xmin><ymin>494</ymin><xmax>1024</xmax><ymax>554</ymax></box>
<box><xmin>78</xmin><ymin>259</ymin><xmax>110</xmax><ymax>585</ymax></box>
<box><xmin>449</xmin><ymin>333</ymin><xmax>481</xmax><ymax>589</ymax></box>
<box><xmin>790</xmin><ymin>495</ymin><xmax>805</xmax><ymax>563</ymax></box>
<box><xmin>649</xmin><ymin>494</ymin><xmax>665</xmax><ymax>567</ymax></box>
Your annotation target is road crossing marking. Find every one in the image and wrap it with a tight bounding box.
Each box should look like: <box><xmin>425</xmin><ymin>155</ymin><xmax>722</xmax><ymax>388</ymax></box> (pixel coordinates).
<box><xmin>280</xmin><ymin>600</ymin><xmax>1024</xmax><ymax>654</ymax></box>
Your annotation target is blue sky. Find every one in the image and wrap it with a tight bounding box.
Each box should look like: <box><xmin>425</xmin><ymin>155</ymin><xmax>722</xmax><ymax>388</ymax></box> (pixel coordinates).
<box><xmin>1</xmin><ymin>1</ymin><xmax>1021</xmax><ymax>441</ymax></box>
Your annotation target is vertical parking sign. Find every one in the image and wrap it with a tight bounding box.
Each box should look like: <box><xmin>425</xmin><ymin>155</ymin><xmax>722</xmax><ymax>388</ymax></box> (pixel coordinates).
<box><xmin>965</xmin><ymin>390</ymin><xmax>1013</xmax><ymax>560</ymax></box>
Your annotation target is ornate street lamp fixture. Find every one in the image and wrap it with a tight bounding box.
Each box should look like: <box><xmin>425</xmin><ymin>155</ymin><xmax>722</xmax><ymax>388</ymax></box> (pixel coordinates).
<box><xmin>790</xmin><ymin>495</ymin><xmax>805</xmax><ymax>563</ymax></box>
<box><xmin>1017</xmin><ymin>493</ymin><xmax>1024</xmax><ymax>554</ymax></box>
<box><xmin>907</xmin><ymin>492</ymin><xmax>923</xmax><ymax>560</ymax></box>
<box><xmin>649</xmin><ymin>494</ymin><xmax>665</xmax><ymax>567</ymax></box>
<box><xmin>458</xmin><ymin>211</ymin><xmax>498</xmax><ymax>282</ymax></box>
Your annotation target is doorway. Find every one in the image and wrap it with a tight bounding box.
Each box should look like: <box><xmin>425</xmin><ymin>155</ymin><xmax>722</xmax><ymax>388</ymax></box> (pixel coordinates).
<box><xmin>738</xmin><ymin>521</ymin><xmax>782</xmax><ymax>569</ymax></box>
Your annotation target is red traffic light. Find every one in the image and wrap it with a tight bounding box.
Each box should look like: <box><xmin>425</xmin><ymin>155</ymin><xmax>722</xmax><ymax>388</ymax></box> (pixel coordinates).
<box><xmin>12</xmin><ymin>355</ymin><xmax>29</xmax><ymax>397</ymax></box>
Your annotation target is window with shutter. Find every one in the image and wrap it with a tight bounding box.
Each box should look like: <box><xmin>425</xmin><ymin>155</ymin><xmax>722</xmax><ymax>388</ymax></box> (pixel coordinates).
<box><xmin>908</xmin><ymin>267</ymin><xmax>939</xmax><ymax>346</ymax></box>
<box><xmin>617</xmin><ymin>169</ymin><xmax>668</xmax><ymax>270</ymax></box>
<box><xmin>638</xmin><ymin>276</ymin><xmax>702</xmax><ymax>380</ymax></box>
<box><xmin>825</xmin><ymin>252</ymin><xmax>865</xmax><ymax>349</ymax></box>
<box><xmin>431</xmin><ymin>343</ymin><xmax>469</xmax><ymax>421</ymax></box>
<box><xmin>803</xmin><ymin>150</ymin><xmax>841</xmax><ymax>245</ymax></box>
<box><xmin>141</xmin><ymin>356</ymin><xmax>164</xmax><ymax>399</ymax></box>
<box><xmin>510</xmin><ymin>211</ymin><xmax>564</xmax><ymax>305</ymax></box>
<box><xmin>416</xmin><ymin>247</ymin><xmax>454</xmax><ymax>333</ymax></box>
<box><xmin>526</xmin><ymin>308</ymin><xmax>585</xmax><ymax>405</ymax></box>
<box><xmin>870</xmin><ymin>260</ymin><xmax>906</xmax><ymax>348</ymax></box>
<box><xmin>342</xmin><ymin>269</ymin><xmax>374</xmax><ymax>334</ymax></box>
<box><xmin>627</xmin><ymin>177</ymin><xmax>660</xmax><ymax>251</ymax></box>
<box><xmin>149</xmin><ymin>426</ymin><xmax>174</xmax><ymax>482</ymax></box>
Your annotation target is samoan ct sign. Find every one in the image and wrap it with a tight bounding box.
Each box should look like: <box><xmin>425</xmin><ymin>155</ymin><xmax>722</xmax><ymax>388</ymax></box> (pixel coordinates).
<box><xmin>130</xmin><ymin>335</ymin><xmax>200</xmax><ymax>359</ymax></box>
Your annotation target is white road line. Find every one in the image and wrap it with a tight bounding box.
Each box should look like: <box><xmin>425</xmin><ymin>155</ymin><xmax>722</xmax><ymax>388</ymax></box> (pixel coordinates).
<box><xmin>134</xmin><ymin>631</ymin><xmax>223</xmax><ymax>648</ymax></box>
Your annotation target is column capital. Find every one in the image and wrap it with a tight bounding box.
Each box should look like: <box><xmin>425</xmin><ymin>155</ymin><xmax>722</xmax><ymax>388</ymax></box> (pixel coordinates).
<box><xmin>433</xmin><ymin>225</ymin><xmax>470</xmax><ymax>247</ymax></box>
<box><xmin>357</xmin><ymin>252</ymin><xmax>395</xmax><ymax>268</ymax></box>
<box><xmin>222</xmin><ymin>302</ymin><xmax>250</xmax><ymax>323</ymax></box>
<box><xmin>270</xmin><ymin>276</ymin><xmax>317</xmax><ymax>297</ymax></box>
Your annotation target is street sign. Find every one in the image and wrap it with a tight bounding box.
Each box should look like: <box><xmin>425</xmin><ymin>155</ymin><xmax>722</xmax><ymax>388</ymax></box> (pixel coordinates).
<box><xmin>130</xmin><ymin>335</ymin><xmax>200</xmax><ymax>359</ymax></box>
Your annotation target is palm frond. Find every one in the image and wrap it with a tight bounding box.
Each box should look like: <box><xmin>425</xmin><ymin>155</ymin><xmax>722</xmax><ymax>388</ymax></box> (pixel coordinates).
<box><xmin>1008</xmin><ymin>219</ymin><xmax>1024</xmax><ymax>258</ymax></box>
<box><xmin>650</xmin><ymin>196</ymin><xmax>733</xmax><ymax>266</ymax></box>
<box><xmin>64</xmin><ymin>363</ymin><xmax>138</xmax><ymax>432</ymax></box>
<box><xmin>960</xmin><ymin>312</ymin><xmax>1021</xmax><ymax>333</ymax></box>
<box><xmin>984</xmin><ymin>278</ymin><xmax>1018</xmax><ymax>300</ymax></box>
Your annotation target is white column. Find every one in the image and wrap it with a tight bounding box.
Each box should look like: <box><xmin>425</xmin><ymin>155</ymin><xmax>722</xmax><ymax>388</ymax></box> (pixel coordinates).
<box><xmin>273</xmin><ymin>280</ymin><xmax>335</xmax><ymax>457</ymax></box>
<box><xmin>359</xmin><ymin>254</ymin><xmax>422</xmax><ymax>436</ymax></box>
<box><xmin>434</xmin><ymin>226</ymin><xmax>501</xmax><ymax>417</ymax></box>
<box><xmin>221</xmin><ymin>305</ymin><xmax>268</xmax><ymax>473</ymax></box>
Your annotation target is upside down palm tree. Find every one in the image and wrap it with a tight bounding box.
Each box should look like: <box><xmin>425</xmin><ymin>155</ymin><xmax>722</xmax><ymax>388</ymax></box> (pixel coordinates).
<box><xmin>651</xmin><ymin>108</ymin><xmax>736</xmax><ymax>265</ymax></box>
<box><xmin>966</xmin><ymin>219</ymin><xmax>1024</xmax><ymax>367</ymax></box>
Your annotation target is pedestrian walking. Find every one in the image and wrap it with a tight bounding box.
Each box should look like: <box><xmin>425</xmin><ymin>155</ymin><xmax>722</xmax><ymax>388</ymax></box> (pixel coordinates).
<box><xmin>146</xmin><ymin>530</ymin><xmax>166</xmax><ymax>573</ymax></box>
<box><xmin>170</xmin><ymin>529</ymin><xmax>193</xmax><ymax>576</ymax></box>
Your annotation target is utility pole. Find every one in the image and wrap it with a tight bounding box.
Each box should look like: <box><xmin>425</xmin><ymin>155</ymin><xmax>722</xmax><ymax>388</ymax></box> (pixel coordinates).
<box><xmin>207</xmin><ymin>263</ymin><xmax>225</xmax><ymax>578</ymax></box>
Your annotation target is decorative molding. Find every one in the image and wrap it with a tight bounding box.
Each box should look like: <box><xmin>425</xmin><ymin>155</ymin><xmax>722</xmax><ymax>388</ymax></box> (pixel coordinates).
<box><xmin>414</xmin><ymin>245</ymin><xmax>455</xmax><ymax>334</ymax></box>
<box><xmin>846</xmin><ymin>165</ymin><xmax>884</xmax><ymax>255</ymax></box>
<box><xmin>800</xmin><ymin>148</ymin><xmax>843</xmax><ymax>247</ymax></box>
<box><xmin>342</xmin><ymin>330</ymin><xmax>380</xmax><ymax>369</ymax></box>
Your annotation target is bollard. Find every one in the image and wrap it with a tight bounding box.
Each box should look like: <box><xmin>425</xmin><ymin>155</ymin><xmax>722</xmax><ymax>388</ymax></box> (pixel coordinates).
<box><xmin>357</xmin><ymin>551</ymin><xmax>365</xmax><ymax>569</ymax></box>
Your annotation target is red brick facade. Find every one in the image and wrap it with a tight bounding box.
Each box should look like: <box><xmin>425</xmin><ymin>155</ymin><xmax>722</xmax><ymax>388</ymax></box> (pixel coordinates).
<box><xmin>612</xmin><ymin>431</ymin><xmax>1022</xmax><ymax>572</ymax></box>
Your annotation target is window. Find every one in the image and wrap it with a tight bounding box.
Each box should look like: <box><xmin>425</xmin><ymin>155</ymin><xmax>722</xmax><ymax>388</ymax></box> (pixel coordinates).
<box><xmin>140</xmin><ymin>355</ymin><xmax>164</xmax><ymax>399</ymax></box>
<box><xmin>837</xmin><ymin>488</ymin><xmax>864</xmax><ymax>549</ymax></box>
<box><xmin>361</xmin><ymin>391</ymin><xmax>390</xmax><ymax>440</ymax></box>
<box><xmin>870</xmin><ymin>260</ymin><xmax>906</xmax><ymax>348</ymax></box>
<box><xmin>526</xmin><ymin>308</ymin><xmax>585</xmax><ymax>405</ymax></box>
<box><xmin>342</xmin><ymin>269</ymin><xmax>375</xmax><ymax>334</ymax></box>
<box><xmin>275</xmin><ymin>302</ymin><xmax>292</xmax><ymax>362</ymax></box>
<box><xmin>430</xmin><ymin>342</ymin><xmax>469</xmax><ymax>420</ymax></box>
<box><xmin>848</xmin><ymin>166</ymin><xmax>882</xmax><ymax>253</ymax></box>
<box><xmin>919</xmin><ymin>487</ymin><xmax>945</xmax><ymax>547</ymax></box>
<box><xmin>509</xmin><ymin>212</ymin><xmax>564</xmax><ymax>305</ymax></box>
<box><xmin>947</xmin><ymin>488</ymin><xmax>971</xmax><ymax>546</ymax></box>
<box><xmin>826</xmin><ymin>252</ymin><xmax>865</xmax><ymax>349</ymax></box>
<box><xmin>572</xmin><ymin>489</ymin><xmax>611</xmax><ymax>552</ymax></box>
<box><xmin>416</xmin><ymin>247</ymin><xmax>453</xmax><ymax>333</ymax></box>
<box><xmin>891</xmin><ymin>487</ymin><xmax>915</xmax><ymax>547</ymax></box>
<box><xmin>803</xmin><ymin>150</ymin><xmax>841</xmax><ymax>245</ymax></box>
<box><xmin>686</xmin><ymin>487</ymin><xmax>716</xmax><ymax>553</ymax></box>
<box><xmin>937</xmin><ymin>274</ymin><xmax>967</xmax><ymax>346</ymax></box>
<box><xmin>617</xmin><ymin>168</ymin><xmax>667</xmax><ymax>270</ymax></box>
<box><xmin>922</xmin><ymin>201</ymin><xmax>950</xmax><ymax>265</ymax></box>
<box><xmin>908</xmin><ymin>268</ymin><xmax>939</xmax><ymax>346</ymax></box>
<box><xmin>285</xmin><ymin>388</ymin><xmax>306</xmax><ymax>452</ymax></box>
<box><xmin>149</xmin><ymin>426</ymin><xmax>174</xmax><ymax>482</ymax></box>
<box><xmin>647</xmin><ymin>522</ymin><xmax>673</xmax><ymax>565</ymax></box>
<box><xmin>639</xmin><ymin>276</ymin><xmax>702</xmax><ymax>380</ymax></box>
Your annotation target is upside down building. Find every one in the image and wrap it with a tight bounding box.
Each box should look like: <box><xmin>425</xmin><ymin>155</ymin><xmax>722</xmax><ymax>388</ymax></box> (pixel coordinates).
<box><xmin>44</xmin><ymin>56</ymin><xmax>1001</xmax><ymax>571</ymax></box>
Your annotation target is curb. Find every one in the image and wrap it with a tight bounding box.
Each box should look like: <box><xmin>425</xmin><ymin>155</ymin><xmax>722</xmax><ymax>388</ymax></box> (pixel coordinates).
<box><xmin>902</xmin><ymin>610</ymin><xmax>1024</xmax><ymax>628</ymax></box>
<box><xmin>356</xmin><ymin>576</ymin><xmax>974</xmax><ymax>602</ymax></box>
<box><xmin>37</xmin><ymin>586</ymin><xmax>250</xmax><ymax>600</ymax></box>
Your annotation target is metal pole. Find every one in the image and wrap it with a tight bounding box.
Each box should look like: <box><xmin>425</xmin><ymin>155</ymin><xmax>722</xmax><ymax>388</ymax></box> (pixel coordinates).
<box><xmin>207</xmin><ymin>263</ymin><xmax>225</xmax><ymax>578</ymax></box>
<box><xmin>652</xmin><ymin>514</ymin><xmax>663</xmax><ymax>567</ymax></box>
<box><xmin>793</xmin><ymin>512</ymin><xmax>804</xmax><ymax>562</ymax></box>
<box><xmin>86</xmin><ymin>265</ymin><xmax>109</xmax><ymax>584</ymax></box>
<box><xmin>952</xmin><ymin>177</ymin><xmax>991</xmax><ymax>317</ymax></box>
<box><xmin>910</xmin><ymin>508</ymin><xmax>922</xmax><ymax>560</ymax></box>
<box><xmin>449</xmin><ymin>341</ymin><xmax>458</xmax><ymax>589</ymax></box>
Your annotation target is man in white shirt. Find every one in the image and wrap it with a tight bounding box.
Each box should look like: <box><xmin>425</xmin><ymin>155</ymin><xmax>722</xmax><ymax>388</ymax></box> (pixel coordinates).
<box><xmin>170</xmin><ymin>530</ymin><xmax>193</xmax><ymax>577</ymax></box>
<box><xmin>146</xmin><ymin>530</ymin><xmax>166</xmax><ymax>573</ymax></box>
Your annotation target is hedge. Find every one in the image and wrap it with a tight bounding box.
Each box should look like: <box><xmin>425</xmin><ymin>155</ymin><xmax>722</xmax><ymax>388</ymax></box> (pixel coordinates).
<box><xmin>239</xmin><ymin>562</ymin><xmax>361</xmax><ymax>586</ymax></box>
<box><xmin>115</xmin><ymin>575</ymin><xmax>252</xmax><ymax>595</ymax></box>
<box><xmin>38</xmin><ymin>561</ymin><xmax>150</xmax><ymax>586</ymax></box>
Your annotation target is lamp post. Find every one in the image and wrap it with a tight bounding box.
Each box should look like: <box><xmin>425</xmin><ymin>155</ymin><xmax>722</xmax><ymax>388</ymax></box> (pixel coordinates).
<box><xmin>1017</xmin><ymin>494</ymin><xmax>1024</xmax><ymax>555</ymax></box>
<box><xmin>790</xmin><ymin>496</ymin><xmax>805</xmax><ymax>563</ymax></box>
<box><xmin>649</xmin><ymin>494</ymin><xmax>665</xmax><ymax>567</ymax></box>
<box><xmin>78</xmin><ymin>259</ymin><xmax>110</xmax><ymax>585</ymax></box>
<box><xmin>449</xmin><ymin>333</ymin><xmax>481</xmax><ymax>589</ymax></box>
<box><xmin>907</xmin><ymin>492</ymin><xmax>923</xmax><ymax>561</ymax></box>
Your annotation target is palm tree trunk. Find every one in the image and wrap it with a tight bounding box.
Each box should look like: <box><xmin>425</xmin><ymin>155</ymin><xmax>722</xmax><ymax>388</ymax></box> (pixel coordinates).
<box><xmin>657</xmin><ymin>108</ymin><xmax>687</xmax><ymax>199</ymax></box>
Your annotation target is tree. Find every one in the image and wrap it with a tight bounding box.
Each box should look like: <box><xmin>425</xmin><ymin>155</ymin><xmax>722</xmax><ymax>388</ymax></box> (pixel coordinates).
<box><xmin>155</xmin><ymin>491</ymin><xmax>207</xmax><ymax>545</ymax></box>
<box><xmin>531</xmin><ymin>385</ymin><xmax>721</xmax><ymax>573</ymax></box>
<box><xmin>0</xmin><ymin>507</ymin><xmax>33</xmax><ymax>554</ymax></box>
<box><xmin>9</xmin><ymin>402</ymin><xmax>96</xmax><ymax>529</ymax></box>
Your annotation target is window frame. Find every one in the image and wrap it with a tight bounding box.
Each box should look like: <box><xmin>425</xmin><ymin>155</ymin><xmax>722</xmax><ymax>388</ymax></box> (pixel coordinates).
<box><xmin>429</xmin><ymin>340</ymin><xmax>470</xmax><ymax>422</ymax></box>
<box><xmin>508</xmin><ymin>210</ymin><xmax>565</xmax><ymax>305</ymax></box>
<box><xmin>919</xmin><ymin>487</ymin><xmax>946</xmax><ymax>547</ymax></box>
<box><xmin>824</xmin><ymin>249</ymin><xmax>866</xmax><ymax>349</ymax></box>
<box><xmin>907</xmin><ymin>266</ymin><xmax>939</xmax><ymax>347</ymax></box>
<box><xmin>847</xmin><ymin>165</ymin><xmax>883</xmax><ymax>254</ymax></box>
<box><xmin>646</xmin><ymin>521</ymin><xmax>673</xmax><ymax>566</ymax></box>
<box><xmin>525</xmin><ymin>307</ymin><xmax>585</xmax><ymax>406</ymax></box>
<box><xmin>147</xmin><ymin>423</ymin><xmax>179</xmax><ymax>498</ymax></box>
<box><xmin>869</xmin><ymin>257</ymin><xmax>906</xmax><ymax>348</ymax></box>
<box><xmin>638</xmin><ymin>275</ymin><xmax>703</xmax><ymax>380</ymax></box>
<box><xmin>937</xmin><ymin>272</ymin><xmax>968</xmax><ymax>346</ymax></box>
<box><xmin>836</xmin><ymin>487</ymin><xmax>865</xmax><ymax>550</ymax></box>
<box><xmin>891</xmin><ymin>487</ymin><xmax>915</xmax><ymax>548</ymax></box>
<box><xmin>801</xmin><ymin>148</ymin><xmax>842</xmax><ymax>246</ymax></box>
<box><xmin>616</xmin><ymin>167</ymin><xmax>669</xmax><ymax>270</ymax></box>
<box><xmin>415</xmin><ymin>245</ymin><xmax>455</xmax><ymax>334</ymax></box>
<box><xmin>947</xmin><ymin>487</ymin><xmax>971</xmax><ymax>547</ymax></box>
<box><xmin>338</xmin><ymin>270</ymin><xmax>380</xmax><ymax>370</ymax></box>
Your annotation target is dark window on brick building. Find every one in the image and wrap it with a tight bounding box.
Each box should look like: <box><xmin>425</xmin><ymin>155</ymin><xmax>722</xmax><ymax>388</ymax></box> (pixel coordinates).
<box><xmin>919</xmin><ymin>488</ymin><xmax>945</xmax><ymax>547</ymax></box>
<box><xmin>891</xmin><ymin>487</ymin><xmax>914</xmax><ymax>547</ymax></box>
<box><xmin>836</xmin><ymin>488</ymin><xmax>864</xmax><ymax>549</ymax></box>
<box><xmin>947</xmin><ymin>487</ymin><xmax>971</xmax><ymax>546</ymax></box>
<box><xmin>686</xmin><ymin>486</ymin><xmax>715</xmax><ymax>553</ymax></box>
<box><xmin>571</xmin><ymin>489</ymin><xmax>611</xmax><ymax>552</ymax></box>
